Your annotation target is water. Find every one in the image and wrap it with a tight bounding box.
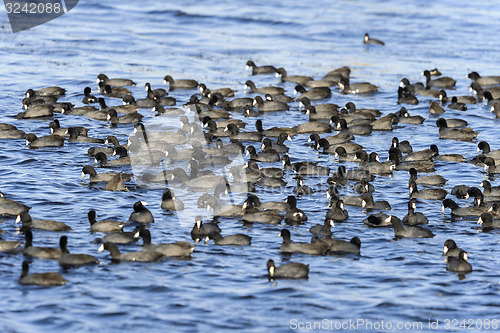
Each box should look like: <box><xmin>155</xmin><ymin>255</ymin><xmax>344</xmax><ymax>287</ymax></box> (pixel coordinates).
<box><xmin>1</xmin><ymin>0</ymin><xmax>500</xmax><ymax>332</ymax></box>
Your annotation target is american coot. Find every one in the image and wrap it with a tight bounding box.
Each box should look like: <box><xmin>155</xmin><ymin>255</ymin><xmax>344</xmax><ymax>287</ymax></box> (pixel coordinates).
<box><xmin>448</xmin><ymin>97</ymin><xmax>467</xmax><ymax>111</ymax></box>
<box><xmin>67</xmin><ymin>128</ymin><xmax>103</xmax><ymax>144</ymax></box>
<box><xmin>409</xmin><ymin>181</ymin><xmax>447</xmax><ymax>200</ymax></box>
<box><xmin>137</xmin><ymin>228</ymin><xmax>194</xmax><ymax>257</ymax></box>
<box><xmin>23</xmin><ymin>230</ymin><xmax>61</xmax><ymax>260</ymax></box>
<box><xmin>0</xmin><ymin>192</ymin><xmax>30</xmax><ymax>216</ymax></box>
<box><xmin>389</xmin><ymin>216</ymin><xmax>434</xmax><ymax>239</ymax></box>
<box><xmin>163</xmin><ymin>75</ymin><xmax>198</xmax><ymax>90</ymax></box>
<box><xmin>441</xmin><ymin>199</ymin><xmax>485</xmax><ymax>217</ymax></box>
<box><xmin>199</xmin><ymin>83</ymin><xmax>236</xmax><ymax>97</ymax></box>
<box><xmin>102</xmin><ymin>227</ymin><xmax>141</xmax><ymax>244</ymax></box>
<box><xmin>446</xmin><ymin>251</ymin><xmax>472</xmax><ymax>274</ymax></box>
<box><xmin>402</xmin><ymin>199</ymin><xmax>428</xmax><ymax>226</ymax></box>
<box><xmin>128</xmin><ymin>201</ymin><xmax>154</xmax><ymax>223</ymax></box>
<box><xmin>483</xmin><ymin>157</ymin><xmax>500</xmax><ymax>174</ymax></box>
<box><xmin>436</xmin><ymin>118</ymin><xmax>477</xmax><ymax>141</ymax></box>
<box><xmin>443</xmin><ymin>239</ymin><xmax>463</xmax><ymax>258</ymax></box>
<box><xmin>242</xmin><ymin>199</ymin><xmax>283</xmax><ymax>224</ymax></box>
<box><xmin>396</xmin><ymin>107</ymin><xmax>424</xmax><ymax>124</ymax></box>
<box><xmin>246</xmin><ymin>60</ymin><xmax>277</xmax><ymax>75</ymax></box>
<box><xmin>242</xmin><ymin>194</ymin><xmax>288</xmax><ymax>212</ymax></box>
<box><xmin>309</xmin><ymin>218</ymin><xmax>335</xmax><ymax>236</ymax></box>
<box><xmin>26</xmin><ymin>86</ymin><xmax>66</xmax><ymax>98</ymax></box>
<box><xmin>104</xmin><ymin>173</ymin><xmax>127</xmax><ymax>192</ymax></box>
<box><xmin>361</xmin><ymin>193</ymin><xmax>391</xmax><ymax>210</ymax></box>
<box><xmin>331</xmin><ymin>116</ymin><xmax>372</xmax><ymax>135</ymax></box>
<box><xmin>97</xmin><ymin>74</ymin><xmax>136</xmax><ymax>87</ymax></box>
<box><xmin>266</xmin><ymin>259</ymin><xmax>309</xmax><ymax>280</ymax></box>
<box><xmin>363</xmin><ymin>213</ymin><xmax>397</xmax><ymax>227</ymax></box>
<box><xmin>275</xmin><ymin>67</ymin><xmax>313</xmax><ymax>84</ymax></box>
<box><xmin>353</xmin><ymin>179</ymin><xmax>375</xmax><ymax>193</ymax></box>
<box><xmin>429</xmin><ymin>101</ymin><xmax>445</xmax><ymax>114</ymax></box>
<box><xmin>326</xmin><ymin>199</ymin><xmax>349</xmax><ymax>222</ymax></box>
<box><xmin>408</xmin><ymin>168</ymin><xmax>447</xmax><ymax>186</ymax></box>
<box><xmin>107</xmin><ymin>109</ymin><xmax>143</xmax><ymax>126</ymax></box>
<box><xmin>16</xmin><ymin>212</ymin><xmax>72</xmax><ymax>232</ymax></box>
<box><xmin>467</xmin><ymin>71</ymin><xmax>500</xmax><ymax>86</ymax></box>
<box><xmin>59</xmin><ymin>236</ymin><xmax>99</xmax><ymax>267</ymax></box>
<box><xmin>477</xmin><ymin>141</ymin><xmax>500</xmax><ymax>159</ymax></box>
<box><xmin>25</xmin><ymin>133</ymin><xmax>64</xmax><ymax>148</ymax></box>
<box><xmin>480</xmin><ymin>180</ymin><xmax>500</xmax><ymax>196</ymax></box>
<box><xmin>364</xmin><ymin>33</ymin><xmax>384</xmax><ymax>45</ymax></box>
<box><xmin>19</xmin><ymin>261</ymin><xmax>67</xmax><ymax>286</ymax></box>
<box><xmin>244</xmin><ymin>80</ymin><xmax>285</xmax><ymax>95</ymax></box>
<box><xmin>17</xmin><ymin>101</ymin><xmax>54</xmax><ymax>119</ymax></box>
<box><xmin>98</xmin><ymin>82</ymin><xmax>132</xmax><ymax>98</ymax></box>
<box><xmin>262</xmin><ymin>134</ymin><xmax>290</xmax><ymax>154</ymax></box>
<box><xmin>98</xmin><ymin>242</ymin><xmax>164</xmax><ymax>262</ymax></box>
<box><xmin>429</xmin><ymin>145</ymin><xmax>466</xmax><ymax>163</ymax></box>
<box><xmin>252</xmin><ymin>95</ymin><xmax>289</xmax><ymax>112</ymax></box>
<box><xmin>246</xmin><ymin>145</ymin><xmax>280</xmax><ymax>162</ymax></box>
<box><xmin>161</xmin><ymin>189</ymin><xmax>184</xmax><ymax>211</ymax></box>
<box><xmin>284</xmin><ymin>195</ymin><xmax>308</xmax><ymax>225</ymax></box>
<box><xmin>279</xmin><ymin>229</ymin><xmax>328</xmax><ymax>255</ymax></box>
<box><xmin>82</xmin><ymin>87</ymin><xmax>98</xmax><ymax>104</ymax></box>
<box><xmin>439</xmin><ymin>90</ymin><xmax>476</xmax><ymax>105</ymax></box>
<box><xmin>397</xmin><ymin>86</ymin><xmax>419</xmax><ymax>105</ymax></box>
<box><xmin>300</xmin><ymin>97</ymin><xmax>339</xmax><ymax>113</ymax></box>
<box><xmin>294</xmin><ymin>85</ymin><xmax>331</xmax><ymax>100</ymax></box>
<box><xmin>338</xmin><ymin>77</ymin><xmax>378</xmax><ymax>94</ymax></box>
<box><xmin>422</xmin><ymin>70</ymin><xmax>456</xmax><ymax>89</ymax></box>
<box><xmin>191</xmin><ymin>216</ymin><xmax>221</xmax><ymax>242</ymax></box>
<box><xmin>293</xmin><ymin>177</ymin><xmax>314</xmax><ymax>196</ymax></box>
<box><xmin>0</xmin><ymin>123</ymin><xmax>25</xmax><ymax>139</ymax></box>
<box><xmin>81</xmin><ymin>166</ymin><xmax>132</xmax><ymax>183</ymax></box>
<box><xmin>0</xmin><ymin>238</ymin><xmax>21</xmax><ymax>253</ymax></box>
<box><xmin>206</xmin><ymin>232</ymin><xmax>252</xmax><ymax>246</ymax></box>
<box><xmin>282</xmin><ymin>155</ymin><xmax>330</xmax><ymax>176</ymax></box>
<box><xmin>88</xmin><ymin>210</ymin><xmax>124</xmax><ymax>233</ymax></box>
<box><xmin>477</xmin><ymin>212</ymin><xmax>500</xmax><ymax>231</ymax></box>
<box><xmin>225</xmin><ymin>123</ymin><xmax>263</xmax><ymax>142</ymax></box>
<box><xmin>294</xmin><ymin>120</ymin><xmax>331</xmax><ymax>134</ymax></box>
<box><xmin>320</xmin><ymin>236</ymin><xmax>361</xmax><ymax>255</ymax></box>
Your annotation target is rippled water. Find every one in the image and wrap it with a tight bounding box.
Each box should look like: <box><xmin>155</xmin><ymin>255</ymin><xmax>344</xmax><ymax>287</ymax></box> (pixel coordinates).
<box><xmin>1</xmin><ymin>0</ymin><xmax>500</xmax><ymax>332</ymax></box>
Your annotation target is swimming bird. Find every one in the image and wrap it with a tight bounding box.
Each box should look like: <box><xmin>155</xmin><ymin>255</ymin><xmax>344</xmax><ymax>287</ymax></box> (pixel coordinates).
<box><xmin>245</xmin><ymin>60</ymin><xmax>277</xmax><ymax>75</ymax></box>
<box><xmin>436</xmin><ymin>118</ymin><xmax>477</xmax><ymax>141</ymax></box>
<box><xmin>19</xmin><ymin>261</ymin><xmax>67</xmax><ymax>286</ymax></box>
<box><xmin>279</xmin><ymin>229</ymin><xmax>328</xmax><ymax>255</ymax></box>
<box><xmin>59</xmin><ymin>236</ymin><xmax>99</xmax><ymax>267</ymax></box>
<box><xmin>266</xmin><ymin>259</ymin><xmax>309</xmax><ymax>279</ymax></box>
<box><xmin>23</xmin><ymin>230</ymin><xmax>61</xmax><ymax>259</ymax></box>
<box><xmin>97</xmin><ymin>74</ymin><xmax>136</xmax><ymax>86</ymax></box>
<box><xmin>363</xmin><ymin>33</ymin><xmax>384</xmax><ymax>45</ymax></box>
<box><xmin>128</xmin><ymin>201</ymin><xmax>154</xmax><ymax>223</ymax></box>
<box><xmin>446</xmin><ymin>250</ymin><xmax>472</xmax><ymax>273</ymax></box>
<box><xmin>206</xmin><ymin>232</ymin><xmax>252</xmax><ymax>246</ymax></box>
<box><xmin>16</xmin><ymin>212</ymin><xmax>72</xmax><ymax>232</ymax></box>
<box><xmin>98</xmin><ymin>242</ymin><xmax>164</xmax><ymax>262</ymax></box>
<box><xmin>422</xmin><ymin>70</ymin><xmax>456</xmax><ymax>89</ymax></box>
<box><xmin>136</xmin><ymin>228</ymin><xmax>194</xmax><ymax>257</ymax></box>
<box><xmin>443</xmin><ymin>239</ymin><xmax>463</xmax><ymax>258</ymax></box>
<box><xmin>88</xmin><ymin>210</ymin><xmax>125</xmax><ymax>233</ymax></box>
<box><xmin>389</xmin><ymin>215</ymin><xmax>434</xmax><ymax>239</ymax></box>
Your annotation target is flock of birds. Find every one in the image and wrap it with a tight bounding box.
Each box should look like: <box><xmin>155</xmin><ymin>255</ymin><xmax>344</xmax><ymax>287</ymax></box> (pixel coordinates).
<box><xmin>2</xmin><ymin>40</ymin><xmax>500</xmax><ymax>284</ymax></box>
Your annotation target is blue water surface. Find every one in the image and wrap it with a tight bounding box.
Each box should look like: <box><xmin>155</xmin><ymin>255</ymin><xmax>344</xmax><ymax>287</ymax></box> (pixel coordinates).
<box><xmin>0</xmin><ymin>0</ymin><xmax>499</xmax><ymax>332</ymax></box>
